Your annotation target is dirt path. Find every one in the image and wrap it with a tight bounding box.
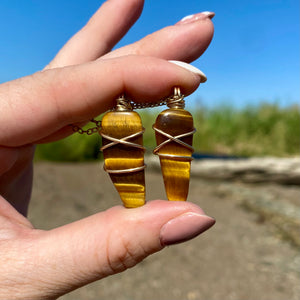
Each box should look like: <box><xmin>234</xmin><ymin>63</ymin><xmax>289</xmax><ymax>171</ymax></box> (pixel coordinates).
<box><xmin>29</xmin><ymin>162</ymin><xmax>300</xmax><ymax>300</ymax></box>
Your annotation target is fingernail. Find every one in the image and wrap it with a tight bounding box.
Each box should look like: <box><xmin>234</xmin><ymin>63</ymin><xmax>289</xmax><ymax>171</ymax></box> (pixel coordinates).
<box><xmin>177</xmin><ymin>11</ymin><xmax>215</xmax><ymax>25</ymax></box>
<box><xmin>168</xmin><ymin>60</ymin><xmax>207</xmax><ymax>83</ymax></box>
<box><xmin>160</xmin><ymin>212</ymin><xmax>215</xmax><ymax>246</ymax></box>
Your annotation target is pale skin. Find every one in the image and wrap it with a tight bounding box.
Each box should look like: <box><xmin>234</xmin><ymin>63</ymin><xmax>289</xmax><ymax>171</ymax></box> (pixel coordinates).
<box><xmin>0</xmin><ymin>0</ymin><xmax>215</xmax><ymax>299</ymax></box>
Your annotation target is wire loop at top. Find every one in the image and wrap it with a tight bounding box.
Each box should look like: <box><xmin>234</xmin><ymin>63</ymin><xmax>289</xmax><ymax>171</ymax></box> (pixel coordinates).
<box><xmin>166</xmin><ymin>87</ymin><xmax>185</xmax><ymax>109</ymax></box>
<box><xmin>115</xmin><ymin>95</ymin><xmax>133</xmax><ymax>111</ymax></box>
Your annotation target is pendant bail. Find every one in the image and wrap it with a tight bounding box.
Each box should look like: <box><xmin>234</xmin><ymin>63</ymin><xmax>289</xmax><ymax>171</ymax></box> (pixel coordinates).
<box><xmin>166</xmin><ymin>87</ymin><xmax>185</xmax><ymax>109</ymax></box>
<box><xmin>115</xmin><ymin>94</ymin><xmax>133</xmax><ymax>112</ymax></box>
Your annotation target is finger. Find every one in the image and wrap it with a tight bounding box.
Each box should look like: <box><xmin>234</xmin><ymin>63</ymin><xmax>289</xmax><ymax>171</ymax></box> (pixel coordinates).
<box><xmin>103</xmin><ymin>12</ymin><xmax>214</xmax><ymax>63</ymax></box>
<box><xmin>0</xmin><ymin>56</ymin><xmax>202</xmax><ymax>146</ymax></box>
<box><xmin>0</xmin><ymin>145</ymin><xmax>34</xmax><ymax>216</ymax></box>
<box><xmin>21</xmin><ymin>201</ymin><xmax>215</xmax><ymax>298</ymax></box>
<box><xmin>46</xmin><ymin>0</ymin><xmax>144</xmax><ymax>69</ymax></box>
<box><xmin>0</xmin><ymin>195</ymin><xmax>33</xmax><ymax>230</ymax></box>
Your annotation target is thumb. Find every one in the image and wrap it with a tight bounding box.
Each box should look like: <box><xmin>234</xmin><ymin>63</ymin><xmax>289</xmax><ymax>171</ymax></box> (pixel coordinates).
<box><xmin>25</xmin><ymin>200</ymin><xmax>215</xmax><ymax>298</ymax></box>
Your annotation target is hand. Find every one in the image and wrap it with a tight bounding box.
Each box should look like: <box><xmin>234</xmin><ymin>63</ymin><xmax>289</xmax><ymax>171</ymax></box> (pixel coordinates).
<box><xmin>0</xmin><ymin>1</ymin><xmax>215</xmax><ymax>299</ymax></box>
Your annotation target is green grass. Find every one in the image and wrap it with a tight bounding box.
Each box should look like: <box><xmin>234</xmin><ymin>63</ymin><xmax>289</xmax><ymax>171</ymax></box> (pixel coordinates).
<box><xmin>35</xmin><ymin>131</ymin><xmax>102</xmax><ymax>162</ymax></box>
<box><xmin>35</xmin><ymin>103</ymin><xmax>300</xmax><ymax>161</ymax></box>
<box><xmin>192</xmin><ymin>103</ymin><xmax>300</xmax><ymax>156</ymax></box>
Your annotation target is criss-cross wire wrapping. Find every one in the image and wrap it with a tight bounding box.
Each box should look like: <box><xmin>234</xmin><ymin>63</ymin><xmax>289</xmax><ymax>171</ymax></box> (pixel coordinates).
<box><xmin>100</xmin><ymin>129</ymin><xmax>147</xmax><ymax>174</ymax></box>
<box><xmin>153</xmin><ymin>126</ymin><xmax>196</xmax><ymax>161</ymax></box>
<box><xmin>153</xmin><ymin>87</ymin><xmax>195</xmax><ymax>161</ymax></box>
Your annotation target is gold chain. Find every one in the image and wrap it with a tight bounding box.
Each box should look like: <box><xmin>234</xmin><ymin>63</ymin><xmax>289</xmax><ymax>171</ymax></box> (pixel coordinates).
<box><xmin>131</xmin><ymin>99</ymin><xmax>168</xmax><ymax>109</ymax></box>
<box><xmin>70</xmin><ymin>89</ymin><xmax>183</xmax><ymax>135</ymax></box>
<box><xmin>71</xmin><ymin>119</ymin><xmax>102</xmax><ymax>135</ymax></box>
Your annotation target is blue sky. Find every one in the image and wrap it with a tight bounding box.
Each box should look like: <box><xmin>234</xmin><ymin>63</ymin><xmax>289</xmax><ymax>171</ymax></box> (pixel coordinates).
<box><xmin>0</xmin><ymin>0</ymin><xmax>299</xmax><ymax>108</ymax></box>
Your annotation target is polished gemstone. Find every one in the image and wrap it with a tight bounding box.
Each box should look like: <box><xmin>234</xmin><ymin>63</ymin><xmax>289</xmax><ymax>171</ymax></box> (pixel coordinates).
<box><xmin>154</xmin><ymin>108</ymin><xmax>194</xmax><ymax>201</ymax></box>
<box><xmin>101</xmin><ymin>111</ymin><xmax>145</xmax><ymax>208</ymax></box>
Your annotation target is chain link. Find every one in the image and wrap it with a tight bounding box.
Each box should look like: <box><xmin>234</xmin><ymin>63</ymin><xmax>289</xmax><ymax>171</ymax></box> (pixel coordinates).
<box><xmin>71</xmin><ymin>119</ymin><xmax>101</xmax><ymax>135</ymax></box>
<box><xmin>71</xmin><ymin>90</ymin><xmax>183</xmax><ymax>135</ymax></box>
<box><xmin>131</xmin><ymin>100</ymin><xmax>168</xmax><ymax>109</ymax></box>
<box><xmin>71</xmin><ymin>101</ymin><xmax>168</xmax><ymax>135</ymax></box>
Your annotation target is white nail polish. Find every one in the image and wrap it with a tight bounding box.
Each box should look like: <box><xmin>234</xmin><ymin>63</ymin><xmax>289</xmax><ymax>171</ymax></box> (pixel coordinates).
<box><xmin>180</xmin><ymin>14</ymin><xmax>195</xmax><ymax>23</ymax></box>
<box><xmin>201</xmin><ymin>11</ymin><xmax>215</xmax><ymax>19</ymax></box>
<box><xmin>177</xmin><ymin>11</ymin><xmax>215</xmax><ymax>25</ymax></box>
<box><xmin>168</xmin><ymin>60</ymin><xmax>207</xmax><ymax>83</ymax></box>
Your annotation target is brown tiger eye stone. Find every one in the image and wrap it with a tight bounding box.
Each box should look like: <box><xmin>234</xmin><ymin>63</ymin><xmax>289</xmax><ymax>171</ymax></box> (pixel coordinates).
<box><xmin>101</xmin><ymin>111</ymin><xmax>145</xmax><ymax>208</ymax></box>
<box><xmin>154</xmin><ymin>108</ymin><xmax>194</xmax><ymax>201</ymax></box>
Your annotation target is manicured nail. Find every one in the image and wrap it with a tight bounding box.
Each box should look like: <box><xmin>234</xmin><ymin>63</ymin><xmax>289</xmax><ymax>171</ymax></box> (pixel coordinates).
<box><xmin>160</xmin><ymin>212</ymin><xmax>215</xmax><ymax>246</ymax></box>
<box><xmin>177</xmin><ymin>11</ymin><xmax>215</xmax><ymax>25</ymax></box>
<box><xmin>168</xmin><ymin>60</ymin><xmax>207</xmax><ymax>83</ymax></box>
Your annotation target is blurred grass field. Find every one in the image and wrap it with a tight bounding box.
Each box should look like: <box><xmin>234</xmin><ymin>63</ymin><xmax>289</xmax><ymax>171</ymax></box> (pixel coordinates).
<box><xmin>35</xmin><ymin>103</ymin><xmax>300</xmax><ymax>161</ymax></box>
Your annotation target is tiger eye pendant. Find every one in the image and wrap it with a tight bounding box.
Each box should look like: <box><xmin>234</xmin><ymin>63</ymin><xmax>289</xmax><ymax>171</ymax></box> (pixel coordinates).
<box><xmin>100</xmin><ymin>96</ymin><xmax>146</xmax><ymax>208</ymax></box>
<box><xmin>153</xmin><ymin>88</ymin><xmax>195</xmax><ymax>201</ymax></box>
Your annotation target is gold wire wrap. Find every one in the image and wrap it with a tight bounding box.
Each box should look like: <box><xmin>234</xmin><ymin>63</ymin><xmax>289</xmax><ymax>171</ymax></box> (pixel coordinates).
<box><xmin>100</xmin><ymin>128</ymin><xmax>147</xmax><ymax>174</ymax></box>
<box><xmin>152</xmin><ymin>126</ymin><xmax>195</xmax><ymax>161</ymax></box>
<box><xmin>115</xmin><ymin>94</ymin><xmax>133</xmax><ymax>111</ymax></box>
<box><xmin>100</xmin><ymin>129</ymin><xmax>146</xmax><ymax>151</ymax></box>
<box><xmin>100</xmin><ymin>95</ymin><xmax>146</xmax><ymax>208</ymax></box>
<box><xmin>100</xmin><ymin>95</ymin><xmax>146</xmax><ymax>175</ymax></box>
<box><xmin>153</xmin><ymin>87</ymin><xmax>195</xmax><ymax>161</ymax></box>
<box><xmin>153</xmin><ymin>87</ymin><xmax>195</xmax><ymax>202</ymax></box>
<box><xmin>166</xmin><ymin>87</ymin><xmax>185</xmax><ymax>109</ymax></box>
<box><xmin>103</xmin><ymin>164</ymin><xmax>147</xmax><ymax>174</ymax></box>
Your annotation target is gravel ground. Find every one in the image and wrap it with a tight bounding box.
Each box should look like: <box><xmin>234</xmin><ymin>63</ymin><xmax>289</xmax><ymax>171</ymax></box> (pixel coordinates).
<box><xmin>29</xmin><ymin>162</ymin><xmax>300</xmax><ymax>300</ymax></box>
